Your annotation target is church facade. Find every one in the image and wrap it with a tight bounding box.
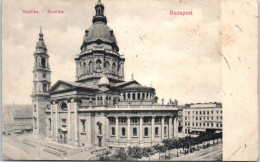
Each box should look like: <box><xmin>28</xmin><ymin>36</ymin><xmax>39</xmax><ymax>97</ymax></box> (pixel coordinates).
<box><xmin>32</xmin><ymin>0</ymin><xmax>179</xmax><ymax>148</ymax></box>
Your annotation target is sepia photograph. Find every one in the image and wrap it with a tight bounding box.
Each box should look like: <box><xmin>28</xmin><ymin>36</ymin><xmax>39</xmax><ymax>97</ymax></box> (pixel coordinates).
<box><xmin>4</xmin><ymin>0</ymin><xmax>253</xmax><ymax>161</ymax></box>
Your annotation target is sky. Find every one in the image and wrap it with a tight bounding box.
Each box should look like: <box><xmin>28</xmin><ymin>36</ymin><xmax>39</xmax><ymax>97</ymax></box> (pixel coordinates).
<box><xmin>2</xmin><ymin>0</ymin><xmax>221</xmax><ymax>105</ymax></box>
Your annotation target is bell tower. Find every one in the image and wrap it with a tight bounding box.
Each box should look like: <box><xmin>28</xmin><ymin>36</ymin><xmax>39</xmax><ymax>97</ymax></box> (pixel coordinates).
<box><xmin>31</xmin><ymin>27</ymin><xmax>51</xmax><ymax>138</ymax></box>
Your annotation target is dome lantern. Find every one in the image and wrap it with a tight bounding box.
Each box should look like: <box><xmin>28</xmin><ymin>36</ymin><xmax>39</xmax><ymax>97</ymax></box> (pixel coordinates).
<box><xmin>93</xmin><ymin>0</ymin><xmax>107</xmax><ymax>24</ymax></box>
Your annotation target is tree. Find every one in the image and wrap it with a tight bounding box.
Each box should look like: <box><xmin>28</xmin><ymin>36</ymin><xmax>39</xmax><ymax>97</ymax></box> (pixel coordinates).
<box><xmin>142</xmin><ymin>147</ymin><xmax>153</xmax><ymax>162</ymax></box>
<box><xmin>128</xmin><ymin>146</ymin><xmax>142</xmax><ymax>161</ymax></box>
<box><xmin>114</xmin><ymin>148</ymin><xmax>127</xmax><ymax>161</ymax></box>
<box><xmin>152</xmin><ymin>144</ymin><xmax>166</xmax><ymax>161</ymax></box>
<box><xmin>173</xmin><ymin>139</ymin><xmax>180</xmax><ymax>157</ymax></box>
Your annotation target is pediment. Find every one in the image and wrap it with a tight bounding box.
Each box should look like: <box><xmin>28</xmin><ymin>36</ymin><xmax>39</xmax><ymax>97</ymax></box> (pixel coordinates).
<box><xmin>48</xmin><ymin>81</ymin><xmax>75</xmax><ymax>93</ymax></box>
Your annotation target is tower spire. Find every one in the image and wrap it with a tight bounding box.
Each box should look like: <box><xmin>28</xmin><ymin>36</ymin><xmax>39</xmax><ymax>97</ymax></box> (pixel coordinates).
<box><xmin>35</xmin><ymin>27</ymin><xmax>47</xmax><ymax>52</ymax></box>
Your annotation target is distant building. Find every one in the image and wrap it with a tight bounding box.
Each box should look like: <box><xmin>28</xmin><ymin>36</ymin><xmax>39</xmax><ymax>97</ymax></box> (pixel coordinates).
<box><xmin>181</xmin><ymin>102</ymin><xmax>222</xmax><ymax>134</ymax></box>
<box><xmin>2</xmin><ymin>104</ymin><xmax>33</xmax><ymax>135</ymax></box>
<box><xmin>13</xmin><ymin>108</ymin><xmax>33</xmax><ymax>134</ymax></box>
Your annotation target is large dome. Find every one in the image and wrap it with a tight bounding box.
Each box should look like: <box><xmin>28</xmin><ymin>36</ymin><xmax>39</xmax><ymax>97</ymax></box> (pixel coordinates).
<box><xmin>83</xmin><ymin>21</ymin><xmax>117</xmax><ymax>44</ymax></box>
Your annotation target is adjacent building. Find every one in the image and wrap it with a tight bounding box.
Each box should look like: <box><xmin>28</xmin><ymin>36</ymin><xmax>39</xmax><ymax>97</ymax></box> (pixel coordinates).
<box><xmin>32</xmin><ymin>0</ymin><xmax>179</xmax><ymax>148</ymax></box>
<box><xmin>2</xmin><ymin>104</ymin><xmax>33</xmax><ymax>135</ymax></box>
<box><xmin>181</xmin><ymin>102</ymin><xmax>222</xmax><ymax>135</ymax></box>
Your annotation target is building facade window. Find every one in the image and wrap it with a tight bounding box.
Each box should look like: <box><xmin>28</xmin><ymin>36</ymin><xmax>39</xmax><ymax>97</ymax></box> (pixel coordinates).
<box><xmin>34</xmin><ymin>105</ymin><xmax>36</xmax><ymax>112</ymax></box>
<box><xmin>144</xmin><ymin>127</ymin><xmax>149</xmax><ymax>136</ymax></box>
<box><xmin>133</xmin><ymin>128</ymin><xmax>137</xmax><ymax>136</ymax></box>
<box><xmin>61</xmin><ymin>103</ymin><xmax>67</xmax><ymax>111</ymax></box>
<box><xmin>155</xmin><ymin>127</ymin><xmax>159</xmax><ymax>136</ymax></box>
<box><xmin>98</xmin><ymin>124</ymin><xmax>102</xmax><ymax>135</ymax></box>
<box><xmin>49</xmin><ymin>118</ymin><xmax>51</xmax><ymax>130</ymax></box>
<box><xmin>155</xmin><ymin>117</ymin><xmax>161</xmax><ymax>123</ymax></box>
<box><xmin>112</xmin><ymin>127</ymin><xmax>115</xmax><ymax>136</ymax></box>
<box><xmin>119</xmin><ymin>118</ymin><xmax>126</xmax><ymax>123</ymax></box>
<box><xmin>81</xmin><ymin>120</ymin><xmax>86</xmax><ymax>132</ymax></box>
<box><xmin>131</xmin><ymin>118</ymin><xmax>139</xmax><ymax>124</ymax></box>
<box><xmin>122</xmin><ymin>127</ymin><xmax>126</xmax><ymax>136</ymax></box>
<box><xmin>144</xmin><ymin>117</ymin><xmax>151</xmax><ymax>123</ymax></box>
<box><xmin>164</xmin><ymin>126</ymin><xmax>167</xmax><ymax>135</ymax></box>
<box><xmin>109</xmin><ymin>118</ymin><xmax>115</xmax><ymax>124</ymax></box>
<box><xmin>43</xmin><ymin>83</ymin><xmax>48</xmax><ymax>93</ymax></box>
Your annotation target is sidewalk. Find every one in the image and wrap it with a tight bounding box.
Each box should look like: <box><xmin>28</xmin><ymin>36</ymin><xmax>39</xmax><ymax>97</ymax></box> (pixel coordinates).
<box><xmin>140</xmin><ymin>142</ymin><xmax>222</xmax><ymax>161</ymax></box>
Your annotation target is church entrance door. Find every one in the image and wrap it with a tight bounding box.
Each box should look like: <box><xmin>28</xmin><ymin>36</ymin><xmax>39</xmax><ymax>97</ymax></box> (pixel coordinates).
<box><xmin>58</xmin><ymin>129</ymin><xmax>68</xmax><ymax>144</ymax></box>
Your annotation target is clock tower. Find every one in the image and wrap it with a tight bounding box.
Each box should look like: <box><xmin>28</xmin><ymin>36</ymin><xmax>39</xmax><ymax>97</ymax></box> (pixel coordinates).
<box><xmin>31</xmin><ymin>28</ymin><xmax>51</xmax><ymax>138</ymax></box>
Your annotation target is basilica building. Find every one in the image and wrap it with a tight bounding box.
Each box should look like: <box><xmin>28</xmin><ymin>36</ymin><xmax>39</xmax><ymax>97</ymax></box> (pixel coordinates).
<box><xmin>32</xmin><ymin>0</ymin><xmax>179</xmax><ymax>148</ymax></box>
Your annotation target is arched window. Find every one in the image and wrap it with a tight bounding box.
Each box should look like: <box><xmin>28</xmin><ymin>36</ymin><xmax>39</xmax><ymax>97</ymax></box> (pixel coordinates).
<box><xmin>123</xmin><ymin>93</ymin><xmax>126</xmax><ymax>100</ymax></box>
<box><xmin>138</xmin><ymin>93</ymin><xmax>140</xmax><ymax>100</ymax></box>
<box><xmin>122</xmin><ymin>127</ymin><xmax>126</xmax><ymax>136</ymax></box>
<box><xmin>41</xmin><ymin>58</ymin><xmax>46</xmax><ymax>68</ymax></box>
<box><xmin>61</xmin><ymin>103</ymin><xmax>67</xmax><ymax>111</ymax></box>
<box><xmin>144</xmin><ymin>127</ymin><xmax>149</xmax><ymax>136</ymax></box>
<box><xmin>127</xmin><ymin>93</ymin><xmax>130</xmax><ymax>100</ymax></box>
<box><xmin>104</xmin><ymin>61</ymin><xmax>110</xmax><ymax>72</ymax></box>
<box><xmin>83</xmin><ymin>62</ymin><xmax>86</xmax><ymax>74</ymax></box>
<box><xmin>112</xmin><ymin>127</ymin><xmax>115</xmax><ymax>136</ymax></box>
<box><xmin>89</xmin><ymin>61</ymin><xmax>94</xmax><ymax>73</ymax></box>
<box><xmin>133</xmin><ymin>128</ymin><xmax>137</xmax><ymax>136</ymax></box>
<box><xmin>96</xmin><ymin>59</ymin><xmax>102</xmax><ymax>71</ymax></box>
<box><xmin>112</xmin><ymin>63</ymin><xmax>116</xmax><ymax>74</ymax></box>
<box><xmin>98</xmin><ymin>123</ymin><xmax>102</xmax><ymax>135</ymax></box>
<box><xmin>164</xmin><ymin>126</ymin><xmax>167</xmax><ymax>135</ymax></box>
<box><xmin>142</xmin><ymin>93</ymin><xmax>145</xmax><ymax>100</ymax></box>
<box><xmin>43</xmin><ymin>83</ymin><xmax>47</xmax><ymax>93</ymax></box>
<box><xmin>133</xmin><ymin>93</ymin><xmax>136</xmax><ymax>100</ymax></box>
<box><xmin>155</xmin><ymin>127</ymin><xmax>159</xmax><ymax>136</ymax></box>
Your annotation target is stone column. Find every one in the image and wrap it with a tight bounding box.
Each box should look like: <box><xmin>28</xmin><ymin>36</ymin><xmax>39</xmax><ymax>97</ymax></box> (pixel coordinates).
<box><xmin>140</xmin><ymin>93</ymin><xmax>143</xmax><ymax>101</ymax></box>
<box><xmin>169</xmin><ymin>117</ymin><xmax>173</xmax><ymax>138</ymax></box>
<box><xmin>148</xmin><ymin>92</ymin><xmax>150</xmax><ymax>100</ymax></box>
<box><xmin>115</xmin><ymin>117</ymin><xmax>119</xmax><ymax>143</ymax></box>
<box><xmin>55</xmin><ymin>102</ymin><xmax>58</xmax><ymax>141</ymax></box>
<box><xmin>139</xmin><ymin>117</ymin><xmax>143</xmax><ymax>146</ymax></box>
<box><xmin>120</xmin><ymin>93</ymin><xmax>123</xmax><ymax>101</ymax></box>
<box><xmin>135</xmin><ymin>92</ymin><xmax>138</xmax><ymax>100</ymax></box>
<box><xmin>151</xmin><ymin>116</ymin><xmax>155</xmax><ymax>143</ymax></box>
<box><xmin>161</xmin><ymin>117</ymin><xmax>165</xmax><ymax>140</ymax></box>
<box><xmin>174</xmin><ymin>117</ymin><xmax>178</xmax><ymax>138</ymax></box>
<box><xmin>67</xmin><ymin>99</ymin><xmax>71</xmax><ymax>142</ymax></box>
<box><xmin>50</xmin><ymin>101</ymin><xmax>53</xmax><ymax>139</ymax></box>
<box><xmin>127</xmin><ymin>117</ymin><xmax>131</xmax><ymax>146</ymax></box>
<box><xmin>95</xmin><ymin>96</ymin><xmax>98</xmax><ymax>106</ymax></box>
<box><xmin>130</xmin><ymin>92</ymin><xmax>133</xmax><ymax>101</ymax></box>
<box><xmin>73</xmin><ymin>99</ymin><xmax>79</xmax><ymax>146</ymax></box>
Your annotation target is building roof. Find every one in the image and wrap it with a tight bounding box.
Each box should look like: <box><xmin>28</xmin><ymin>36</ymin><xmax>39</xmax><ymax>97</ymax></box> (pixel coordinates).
<box><xmin>82</xmin><ymin>21</ymin><xmax>117</xmax><ymax>46</ymax></box>
<box><xmin>13</xmin><ymin>107</ymin><xmax>33</xmax><ymax>119</ymax></box>
<box><xmin>48</xmin><ymin>80</ymin><xmax>99</xmax><ymax>93</ymax></box>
